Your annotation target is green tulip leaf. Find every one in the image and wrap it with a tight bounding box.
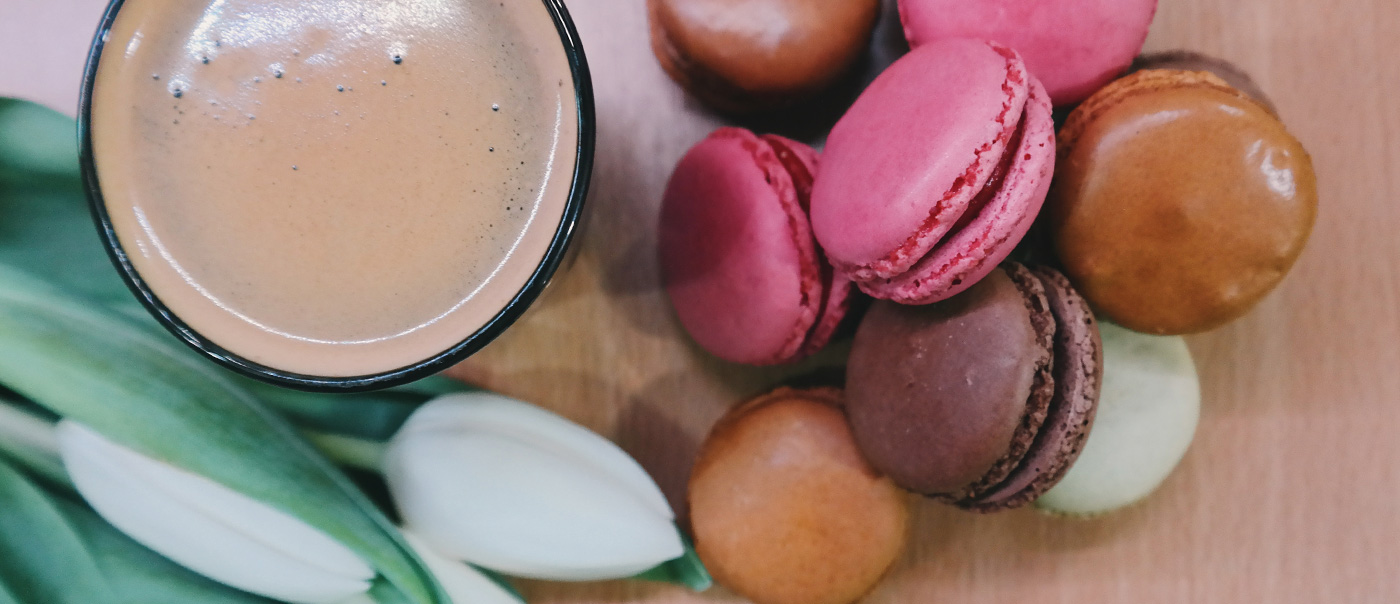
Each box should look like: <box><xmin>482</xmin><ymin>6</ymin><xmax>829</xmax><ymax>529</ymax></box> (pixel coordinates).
<box><xmin>0</xmin><ymin>452</ymin><xmax>277</xmax><ymax>603</ymax></box>
<box><xmin>0</xmin><ymin>98</ymin><xmax>79</xmax><ymax>183</ymax></box>
<box><xmin>0</xmin><ymin>266</ymin><xmax>447</xmax><ymax>604</ymax></box>
<box><xmin>240</xmin><ymin>375</ymin><xmax>476</xmax><ymax>442</ymax></box>
<box><xmin>0</xmin><ymin>457</ymin><xmax>111</xmax><ymax>604</ymax></box>
<box><xmin>634</xmin><ymin>529</ymin><xmax>712</xmax><ymax>592</ymax></box>
<box><xmin>0</xmin><ymin>99</ymin><xmax>132</xmax><ymax>307</ymax></box>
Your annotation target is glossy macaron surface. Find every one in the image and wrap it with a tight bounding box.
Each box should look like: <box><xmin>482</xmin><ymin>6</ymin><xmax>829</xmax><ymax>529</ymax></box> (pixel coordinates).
<box><xmin>648</xmin><ymin>0</ymin><xmax>880</xmax><ymax>112</ymax></box>
<box><xmin>688</xmin><ymin>388</ymin><xmax>909</xmax><ymax>604</ymax></box>
<box><xmin>897</xmin><ymin>0</ymin><xmax>1157</xmax><ymax>106</ymax></box>
<box><xmin>1050</xmin><ymin>70</ymin><xmax>1317</xmax><ymax>335</ymax></box>
<box><xmin>660</xmin><ymin>128</ymin><xmax>846</xmax><ymax>365</ymax></box>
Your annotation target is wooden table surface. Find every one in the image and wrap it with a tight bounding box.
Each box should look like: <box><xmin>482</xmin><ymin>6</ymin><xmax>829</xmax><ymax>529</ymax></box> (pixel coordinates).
<box><xmin>4</xmin><ymin>0</ymin><xmax>1398</xmax><ymax>601</ymax></box>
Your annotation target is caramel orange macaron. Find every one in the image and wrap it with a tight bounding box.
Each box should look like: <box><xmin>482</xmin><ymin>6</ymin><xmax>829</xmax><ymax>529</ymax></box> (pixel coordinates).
<box><xmin>688</xmin><ymin>387</ymin><xmax>908</xmax><ymax>604</ymax></box>
<box><xmin>1048</xmin><ymin>69</ymin><xmax>1318</xmax><ymax>335</ymax></box>
<box><xmin>648</xmin><ymin>0</ymin><xmax>880</xmax><ymax>113</ymax></box>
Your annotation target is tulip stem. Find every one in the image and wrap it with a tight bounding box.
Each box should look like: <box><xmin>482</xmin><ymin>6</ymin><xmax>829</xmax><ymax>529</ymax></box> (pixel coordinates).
<box><xmin>302</xmin><ymin>430</ymin><xmax>388</xmax><ymax>473</ymax></box>
<box><xmin>0</xmin><ymin>396</ymin><xmax>71</xmax><ymax>488</ymax></box>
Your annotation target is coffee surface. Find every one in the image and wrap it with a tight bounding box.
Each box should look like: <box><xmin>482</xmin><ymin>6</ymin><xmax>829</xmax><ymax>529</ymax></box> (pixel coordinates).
<box><xmin>92</xmin><ymin>0</ymin><xmax>579</xmax><ymax>376</ymax></box>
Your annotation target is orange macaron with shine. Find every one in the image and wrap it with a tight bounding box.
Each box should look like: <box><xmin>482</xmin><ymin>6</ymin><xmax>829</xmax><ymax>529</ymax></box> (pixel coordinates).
<box><xmin>687</xmin><ymin>387</ymin><xmax>908</xmax><ymax>604</ymax></box>
<box><xmin>1049</xmin><ymin>69</ymin><xmax>1318</xmax><ymax>335</ymax></box>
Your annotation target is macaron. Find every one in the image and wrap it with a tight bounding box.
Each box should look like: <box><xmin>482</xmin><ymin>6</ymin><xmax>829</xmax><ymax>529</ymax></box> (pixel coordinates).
<box><xmin>1048</xmin><ymin>69</ymin><xmax>1318</xmax><ymax>335</ymax></box>
<box><xmin>810</xmin><ymin>39</ymin><xmax>1056</xmax><ymax>306</ymax></box>
<box><xmin>1036</xmin><ymin>322</ymin><xmax>1200</xmax><ymax>516</ymax></box>
<box><xmin>660</xmin><ymin>128</ymin><xmax>851</xmax><ymax>365</ymax></box>
<box><xmin>897</xmin><ymin>0</ymin><xmax>1157</xmax><ymax>106</ymax></box>
<box><xmin>688</xmin><ymin>387</ymin><xmax>909</xmax><ymax>604</ymax></box>
<box><xmin>844</xmin><ymin>263</ymin><xmax>1102</xmax><ymax>511</ymax></box>
<box><xmin>648</xmin><ymin>0</ymin><xmax>881</xmax><ymax>113</ymax></box>
<box><xmin>1131</xmin><ymin>51</ymin><xmax>1277</xmax><ymax>114</ymax></box>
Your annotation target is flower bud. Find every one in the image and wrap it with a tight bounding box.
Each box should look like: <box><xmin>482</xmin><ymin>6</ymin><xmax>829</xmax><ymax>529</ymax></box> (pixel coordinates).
<box><xmin>57</xmin><ymin>420</ymin><xmax>375</xmax><ymax>603</ymax></box>
<box><xmin>383</xmin><ymin>393</ymin><xmax>684</xmax><ymax>580</ymax></box>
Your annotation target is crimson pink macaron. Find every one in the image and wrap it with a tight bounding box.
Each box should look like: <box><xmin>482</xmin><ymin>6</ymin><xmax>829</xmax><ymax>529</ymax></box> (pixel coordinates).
<box><xmin>809</xmin><ymin>39</ymin><xmax>1055</xmax><ymax>306</ymax></box>
<box><xmin>898</xmin><ymin>0</ymin><xmax>1158</xmax><ymax>106</ymax></box>
<box><xmin>660</xmin><ymin>128</ymin><xmax>852</xmax><ymax>365</ymax></box>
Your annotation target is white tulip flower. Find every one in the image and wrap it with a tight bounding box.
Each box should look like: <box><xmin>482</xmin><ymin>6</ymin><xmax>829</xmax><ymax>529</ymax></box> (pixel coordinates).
<box><xmin>383</xmin><ymin>393</ymin><xmax>684</xmax><ymax>581</ymax></box>
<box><xmin>56</xmin><ymin>420</ymin><xmax>375</xmax><ymax>604</ymax></box>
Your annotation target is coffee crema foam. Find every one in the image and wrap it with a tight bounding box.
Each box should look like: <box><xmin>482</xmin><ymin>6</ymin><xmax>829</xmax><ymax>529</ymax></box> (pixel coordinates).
<box><xmin>92</xmin><ymin>0</ymin><xmax>579</xmax><ymax>376</ymax></box>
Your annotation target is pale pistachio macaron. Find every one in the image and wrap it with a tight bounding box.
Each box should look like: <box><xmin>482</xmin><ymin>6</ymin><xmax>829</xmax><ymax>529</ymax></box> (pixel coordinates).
<box><xmin>1035</xmin><ymin>322</ymin><xmax>1200</xmax><ymax>515</ymax></box>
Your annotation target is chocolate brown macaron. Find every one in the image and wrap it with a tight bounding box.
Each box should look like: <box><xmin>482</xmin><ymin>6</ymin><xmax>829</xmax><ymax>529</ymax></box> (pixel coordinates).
<box><xmin>844</xmin><ymin>264</ymin><xmax>1102</xmax><ymax>511</ymax></box>
<box><xmin>648</xmin><ymin>0</ymin><xmax>881</xmax><ymax>113</ymax></box>
<box><xmin>1049</xmin><ymin>69</ymin><xmax>1317</xmax><ymax>335</ymax></box>
<box><xmin>688</xmin><ymin>387</ymin><xmax>909</xmax><ymax>604</ymax></box>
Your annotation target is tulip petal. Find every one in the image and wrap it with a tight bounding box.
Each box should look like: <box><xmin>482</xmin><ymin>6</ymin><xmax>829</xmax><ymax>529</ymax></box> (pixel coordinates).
<box><xmin>401</xmin><ymin>532</ymin><xmax>521</xmax><ymax>604</ymax></box>
<box><xmin>396</xmin><ymin>394</ymin><xmax>673</xmax><ymax>521</ymax></box>
<box><xmin>385</xmin><ymin>394</ymin><xmax>684</xmax><ymax>580</ymax></box>
<box><xmin>58</xmin><ymin>421</ymin><xmax>373</xmax><ymax>603</ymax></box>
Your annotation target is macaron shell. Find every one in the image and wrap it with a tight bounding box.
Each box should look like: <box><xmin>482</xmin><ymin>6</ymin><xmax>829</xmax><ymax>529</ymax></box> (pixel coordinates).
<box><xmin>1131</xmin><ymin>51</ymin><xmax>1278</xmax><ymax>115</ymax></box>
<box><xmin>689</xmin><ymin>388</ymin><xmax>910</xmax><ymax>604</ymax></box>
<box><xmin>898</xmin><ymin>0</ymin><xmax>1157</xmax><ymax>105</ymax></box>
<box><xmin>647</xmin><ymin>0</ymin><xmax>881</xmax><ymax>112</ymax></box>
<box><xmin>763</xmin><ymin>134</ymin><xmax>853</xmax><ymax>358</ymax></box>
<box><xmin>1050</xmin><ymin>70</ymin><xmax>1317</xmax><ymax>335</ymax></box>
<box><xmin>660</xmin><ymin>128</ymin><xmax>824</xmax><ymax>364</ymax></box>
<box><xmin>811</xmin><ymin>39</ymin><xmax>1030</xmax><ymax>281</ymax></box>
<box><xmin>961</xmin><ymin>266</ymin><xmax>1102</xmax><ymax>512</ymax></box>
<box><xmin>946</xmin><ymin>263</ymin><xmax>1057</xmax><ymax>502</ymax></box>
<box><xmin>857</xmin><ymin>77</ymin><xmax>1055</xmax><ymax>305</ymax></box>
<box><xmin>845</xmin><ymin>269</ymin><xmax>1050</xmax><ymax>496</ymax></box>
<box><xmin>1035</xmin><ymin>323</ymin><xmax>1199</xmax><ymax>516</ymax></box>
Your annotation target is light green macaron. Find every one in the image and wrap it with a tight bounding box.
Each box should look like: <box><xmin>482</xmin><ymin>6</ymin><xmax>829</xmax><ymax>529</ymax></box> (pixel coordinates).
<box><xmin>1035</xmin><ymin>322</ymin><xmax>1200</xmax><ymax>516</ymax></box>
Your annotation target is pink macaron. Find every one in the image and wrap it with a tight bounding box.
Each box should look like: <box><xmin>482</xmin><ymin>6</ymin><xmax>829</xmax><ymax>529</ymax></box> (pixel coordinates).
<box><xmin>660</xmin><ymin>128</ymin><xmax>852</xmax><ymax>365</ymax></box>
<box><xmin>898</xmin><ymin>0</ymin><xmax>1158</xmax><ymax>106</ymax></box>
<box><xmin>810</xmin><ymin>39</ymin><xmax>1055</xmax><ymax>305</ymax></box>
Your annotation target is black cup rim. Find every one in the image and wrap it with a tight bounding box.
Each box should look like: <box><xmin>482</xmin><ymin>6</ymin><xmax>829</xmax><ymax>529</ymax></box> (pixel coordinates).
<box><xmin>77</xmin><ymin>0</ymin><xmax>595</xmax><ymax>393</ymax></box>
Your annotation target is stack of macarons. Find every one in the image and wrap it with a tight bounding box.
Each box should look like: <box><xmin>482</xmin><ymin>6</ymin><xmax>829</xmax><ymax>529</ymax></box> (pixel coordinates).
<box><xmin>653</xmin><ymin>0</ymin><xmax>1316</xmax><ymax>602</ymax></box>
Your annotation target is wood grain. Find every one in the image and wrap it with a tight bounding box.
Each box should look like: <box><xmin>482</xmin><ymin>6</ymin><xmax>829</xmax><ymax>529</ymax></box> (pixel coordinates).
<box><xmin>3</xmin><ymin>0</ymin><xmax>1397</xmax><ymax>601</ymax></box>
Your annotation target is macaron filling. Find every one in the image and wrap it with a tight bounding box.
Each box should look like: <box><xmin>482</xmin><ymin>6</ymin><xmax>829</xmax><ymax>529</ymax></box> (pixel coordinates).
<box><xmin>939</xmin><ymin>263</ymin><xmax>1057</xmax><ymax>502</ymax></box>
<box><xmin>763</xmin><ymin>135</ymin><xmax>853</xmax><ymax>359</ymax></box>
<box><xmin>959</xmin><ymin>267</ymin><xmax>1102</xmax><ymax>511</ymax></box>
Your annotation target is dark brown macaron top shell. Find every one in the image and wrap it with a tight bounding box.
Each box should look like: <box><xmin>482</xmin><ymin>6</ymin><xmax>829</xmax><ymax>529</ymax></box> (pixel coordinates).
<box><xmin>845</xmin><ymin>264</ymin><xmax>1102</xmax><ymax>511</ymax></box>
<box><xmin>647</xmin><ymin>0</ymin><xmax>881</xmax><ymax>113</ymax></box>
